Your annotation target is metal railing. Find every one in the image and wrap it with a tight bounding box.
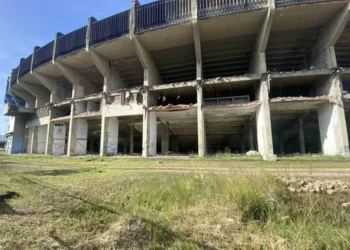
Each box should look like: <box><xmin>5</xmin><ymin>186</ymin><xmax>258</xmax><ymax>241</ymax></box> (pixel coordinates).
<box><xmin>33</xmin><ymin>41</ymin><xmax>54</xmax><ymax>69</ymax></box>
<box><xmin>90</xmin><ymin>10</ymin><xmax>130</xmax><ymax>46</ymax></box>
<box><xmin>18</xmin><ymin>55</ymin><xmax>32</xmax><ymax>78</ymax></box>
<box><xmin>55</xmin><ymin>26</ymin><xmax>87</xmax><ymax>58</ymax></box>
<box><xmin>198</xmin><ymin>0</ymin><xmax>268</xmax><ymax>18</ymax></box>
<box><xmin>136</xmin><ymin>0</ymin><xmax>192</xmax><ymax>33</ymax></box>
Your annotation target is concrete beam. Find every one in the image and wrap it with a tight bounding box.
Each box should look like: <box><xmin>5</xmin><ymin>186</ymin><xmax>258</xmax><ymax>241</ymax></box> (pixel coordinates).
<box><xmin>129</xmin><ymin>0</ymin><xmax>162</xmax><ymax>86</ymax></box>
<box><xmin>256</xmin><ymin>74</ymin><xmax>276</xmax><ymax>161</ymax></box>
<box><xmin>191</xmin><ymin>0</ymin><xmax>202</xmax><ymax>80</ymax></box>
<box><xmin>250</xmin><ymin>0</ymin><xmax>275</xmax><ymax>74</ymax></box>
<box><xmin>310</xmin><ymin>3</ymin><xmax>350</xmax><ymax>68</ymax></box>
<box><xmin>11</xmin><ymin>86</ymin><xmax>36</xmax><ymax>108</ymax></box>
<box><xmin>54</xmin><ymin>61</ymin><xmax>95</xmax><ymax>92</ymax></box>
<box><xmin>17</xmin><ymin>81</ymin><xmax>50</xmax><ymax>108</ymax></box>
<box><xmin>86</xmin><ymin>17</ymin><xmax>125</xmax><ymax>92</ymax></box>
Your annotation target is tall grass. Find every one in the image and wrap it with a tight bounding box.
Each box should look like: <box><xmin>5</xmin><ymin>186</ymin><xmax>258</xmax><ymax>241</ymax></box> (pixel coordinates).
<box><xmin>1</xmin><ymin>165</ymin><xmax>350</xmax><ymax>249</ymax></box>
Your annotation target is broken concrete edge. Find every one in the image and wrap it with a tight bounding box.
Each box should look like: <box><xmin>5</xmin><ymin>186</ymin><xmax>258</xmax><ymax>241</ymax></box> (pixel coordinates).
<box><xmin>74</xmin><ymin>111</ymin><xmax>102</xmax><ymax>118</ymax></box>
<box><xmin>270</xmin><ymin>95</ymin><xmax>330</xmax><ymax>102</ymax></box>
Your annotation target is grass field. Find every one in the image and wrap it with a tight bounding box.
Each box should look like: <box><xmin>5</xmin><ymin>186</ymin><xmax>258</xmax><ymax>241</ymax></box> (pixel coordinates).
<box><xmin>0</xmin><ymin>155</ymin><xmax>350</xmax><ymax>249</ymax></box>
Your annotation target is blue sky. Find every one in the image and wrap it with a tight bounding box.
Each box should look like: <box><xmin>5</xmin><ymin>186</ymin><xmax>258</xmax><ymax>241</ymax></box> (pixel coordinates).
<box><xmin>0</xmin><ymin>0</ymin><xmax>153</xmax><ymax>135</ymax></box>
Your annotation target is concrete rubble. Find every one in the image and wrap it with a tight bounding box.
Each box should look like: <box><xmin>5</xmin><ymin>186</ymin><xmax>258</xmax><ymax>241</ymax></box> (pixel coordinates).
<box><xmin>280</xmin><ymin>177</ymin><xmax>349</xmax><ymax>195</ymax></box>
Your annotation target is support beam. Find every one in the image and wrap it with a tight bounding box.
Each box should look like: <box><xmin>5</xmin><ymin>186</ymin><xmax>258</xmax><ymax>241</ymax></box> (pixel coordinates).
<box><xmin>309</xmin><ymin>3</ymin><xmax>350</xmax><ymax>68</ymax></box>
<box><xmin>142</xmin><ymin>89</ymin><xmax>157</xmax><ymax>157</ymax></box>
<box><xmin>100</xmin><ymin>117</ymin><xmax>119</xmax><ymax>156</ymax></box>
<box><xmin>161</xmin><ymin>122</ymin><xmax>169</xmax><ymax>154</ymax></box>
<box><xmin>130</xmin><ymin>124</ymin><xmax>134</xmax><ymax>154</ymax></box>
<box><xmin>250</xmin><ymin>0</ymin><xmax>275</xmax><ymax>74</ymax></box>
<box><xmin>29</xmin><ymin>127</ymin><xmax>36</xmax><ymax>154</ymax></box>
<box><xmin>54</xmin><ymin>61</ymin><xmax>95</xmax><ymax>92</ymax></box>
<box><xmin>278</xmin><ymin>134</ymin><xmax>284</xmax><ymax>155</ymax></box>
<box><xmin>256</xmin><ymin>74</ymin><xmax>276</xmax><ymax>161</ymax></box>
<box><xmin>11</xmin><ymin>86</ymin><xmax>36</xmax><ymax>108</ymax></box>
<box><xmin>298</xmin><ymin>118</ymin><xmax>306</xmax><ymax>154</ymax></box>
<box><xmin>240</xmin><ymin>134</ymin><xmax>245</xmax><ymax>153</ymax></box>
<box><xmin>32</xmin><ymin>72</ymin><xmax>62</xmax><ymax>103</ymax></box>
<box><xmin>17</xmin><ymin>80</ymin><xmax>50</xmax><ymax>107</ymax></box>
<box><xmin>248</xmin><ymin>121</ymin><xmax>254</xmax><ymax>151</ymax></box>
<box><xmin>86</xmin><ymin>17</ymin><xmax>125</xmax><ymax>91</ymax></box>
<box><xmin>316</xmin><ymin>72</ymin><xmax>349</xmax><ymax>156</ymax></box>
<box><xmin>129</xmin><ymin>0</ymin><xmax>162</xmax><ymax>86</ymax></box>
<box><xmin>191</xmin><ymin>0</ymin><xmax>202</xmax><ymax>80</ymax></box>
<box><xmin>197</xmin><ymin>84</ymin><xmax>207</xmax><ymax>157</ymax></box>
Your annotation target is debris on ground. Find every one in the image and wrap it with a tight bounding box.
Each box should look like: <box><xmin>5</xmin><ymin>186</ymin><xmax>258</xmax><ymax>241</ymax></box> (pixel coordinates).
<box><xmin>280</xmin><ymin>177</ymin><xmax>349</xmax><ymax>195</ymax></box>
<box><xmin>246</xmin><ymin>150</ymin><xmax>260</xmax><ymax>157</ymax></box>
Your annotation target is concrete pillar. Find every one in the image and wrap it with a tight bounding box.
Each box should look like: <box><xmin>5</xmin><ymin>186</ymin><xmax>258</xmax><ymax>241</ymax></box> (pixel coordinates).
<box><xmin>298</xmin><ymin>118</ymin><xmax>306</xmax><ymax>154</ymax></box>
<box><xmin>191</xmin><ymin>0</ymin><xmax>202</xmax><ymax>80</ymax></box>
<box><xmin>256</xmin><ymin>75</ymin><xmax>276</xmax><ymax>161</ymax></box>
<box><xmin>161</xmin><ymin>122</ymin><xmax>169</xmax><ymax>154</ymax></box>
<box><xmin>29</xmin><ymin>127</ymin><xmax>37</xmax><ymax>154</ymax></box>
<box><xmin>249</xmin><ymin>0</ymin><xmax>275</xmax><ymax>74</ymax></box>
<box><xmin>316</xmin><ymin>73</ymin><xmax>349</xmax><ymax>156</ymax></box>
<box><xmin>240</xmin><ymin>134</ymin><xmax>245</xmax><ymax>153</ymax></box>
<box><xmin>35</xmin><ymin>125</ymin><xmax>47</xmax><ymax>154</ymax></box>
<box><xmin>197</xmin><ymin>84</ymin><xmax>206</xmax><ymax>157</ymax></box>
<box><xmin>51</xmin><ymin>122</ymin><xmax>67</xmax><ymax>155</ymax></box>
<box><xmin>130</xmin><ymin>124</ymin><xmax>134</xmax><ymax>154</ymax></box>
<box><xmin>129</xmin><ymin>0</ymin><xmax>162</xmax><ymax>86</ymax></box>
<box><xmin>100</xmin><ymin>117</ymin><xmax>119</xmax><ymax>156</ymax></box>
<box><xmin>142</xmin><ymin>111</ymin><xmax>157</xmax><ymax>157</ymax></box>
<box><xmin>8</xmin><ymin>116</ymin><xmax>26</xmax><ymax>154</ymax></box>
<box><xmin>278</xmin><ymin>134</ymin><xmax>284</xmax><ymax>155</ymax></box>
<box><xmin>248</xmin><ymin>121</ymin><xmax>254</xmax><ymax>151</ymax></box>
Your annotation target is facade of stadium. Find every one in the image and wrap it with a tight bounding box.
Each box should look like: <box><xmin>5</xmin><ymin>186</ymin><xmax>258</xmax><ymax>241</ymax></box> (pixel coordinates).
<box><xmin>3</xmin><ymin>0</ymin><xmax>350</xmax><ymax>160</ymax></box>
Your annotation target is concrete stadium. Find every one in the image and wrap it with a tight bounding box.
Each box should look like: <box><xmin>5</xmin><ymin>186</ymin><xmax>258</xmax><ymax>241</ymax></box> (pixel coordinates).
<box><xmin>3</xmin><ymin>0</ymin><xmax>350</xmax><ymax>160</ymax></box>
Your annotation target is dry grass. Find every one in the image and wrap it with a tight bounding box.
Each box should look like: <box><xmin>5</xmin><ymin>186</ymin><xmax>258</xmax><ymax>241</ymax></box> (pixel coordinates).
<box><xmin>0</xmin><ymin>159</ymin><xmax>350</xmax><ymax>249</ymax></box>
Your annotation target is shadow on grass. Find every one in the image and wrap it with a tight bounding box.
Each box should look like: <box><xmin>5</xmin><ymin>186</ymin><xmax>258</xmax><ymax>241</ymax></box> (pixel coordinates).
<box><xmin>0</xmin><ymin>201</ymin><xmax>17</xmax><ymax>215</ymax></box>
<box><xmin>16</xmin><ymin>175</ymin><xmax>218</xmax><ymax>249</ymax></box>
<box><xmin>21</xmin><ymin>168</ymin><xmax>94</xmax><ymax>176</ymax></box>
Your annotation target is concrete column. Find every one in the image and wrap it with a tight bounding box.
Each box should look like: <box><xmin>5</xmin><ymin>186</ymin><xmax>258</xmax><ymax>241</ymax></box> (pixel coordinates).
<box><xmin>29</xmin><ymin>127</ymin><xmax>37</xmax><ymax>154</ymax></box>
<box><xmin>67</xmin><ymin>83</ymin><xmax>87</xmax><ymax>156</ymax></box>
<box><xmin>35</xmin><ymin>125</ymin><xmax>47</xmax><ymax>154</ymax></box>
<box><xmin>316</xmin><ymin>73</ymin><xmax>349</xmax><ymax>156</ymax></box>
<box><xmin>249</xmin><ymin>0</ymin><xmax>275</xmax><ymax>74</ymax></box>
<box><xmin>240</xmin><ymin>134</ymin><xmax>245</xmax><ymax>153</ymax></box>
<box><xmin>45</xmin><ymin>113</ymin><xmax>54</xmax><ymax>155</ymax></box>
<box><xmin>278</xmin><ymin>134</ymin><xmax>284</xmax><ymax>155</ymax></box>
<box><xmin>197</xmin><ymin>84</ymin><xmax>206</xmax><ymax>157</ymax></box>
<box><xmin>248</xmin><ymin>121</ymin><xmax>254</xmax><ymax>151</ymax></box>
<box><xmin>8</xmin><ymin>116</ymin><xmax>26</xmax><ymax>154</ymax></box>
<box><xmin>161</xmin><ymin>122</ymin><xmax>169</xmax><ymax>154</ymax></box>
<box><xmin>191</xmin><ymin>0</ymin><xmax>202</xmax><ymax>80</ymax></box>
<box><xmin>100</xmin><ymin>117</ymin><xmax>119</xmax><ymax>156</ymax></box>
<box><xmin>256</xmin><ymin>75</ymin><xmax>276</xmax><ymax>161</ymax></box>
<box><xmin>130</xmin><ymin>124</ymin><xmax>134</xmax><ymax>154</ymax></box>
<box><xmin>298</xmin><ymin>118</ymin><xmax>306</xmax><ymax>154</ymax></box>
<box><xmin>129</xmin><ymin>0</ymin><xmax>162</xmax><ymax>86</ymax></box>
<box><xmin>142</xmin><ymin>110</ymin><xmax>157</xmax><ymax>157</ymax></box>
<box><xmin>50</xmin><ymin>122</ymin><xmax>67</xmax><ymax>155</ymax></box>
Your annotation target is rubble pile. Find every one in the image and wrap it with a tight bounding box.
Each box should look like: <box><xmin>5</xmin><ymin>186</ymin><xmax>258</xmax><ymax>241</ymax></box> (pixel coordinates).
<box><xmin>280</xmin><ymin>177</ymin><xmax>349</xmax><ymax>195</ymax></box>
